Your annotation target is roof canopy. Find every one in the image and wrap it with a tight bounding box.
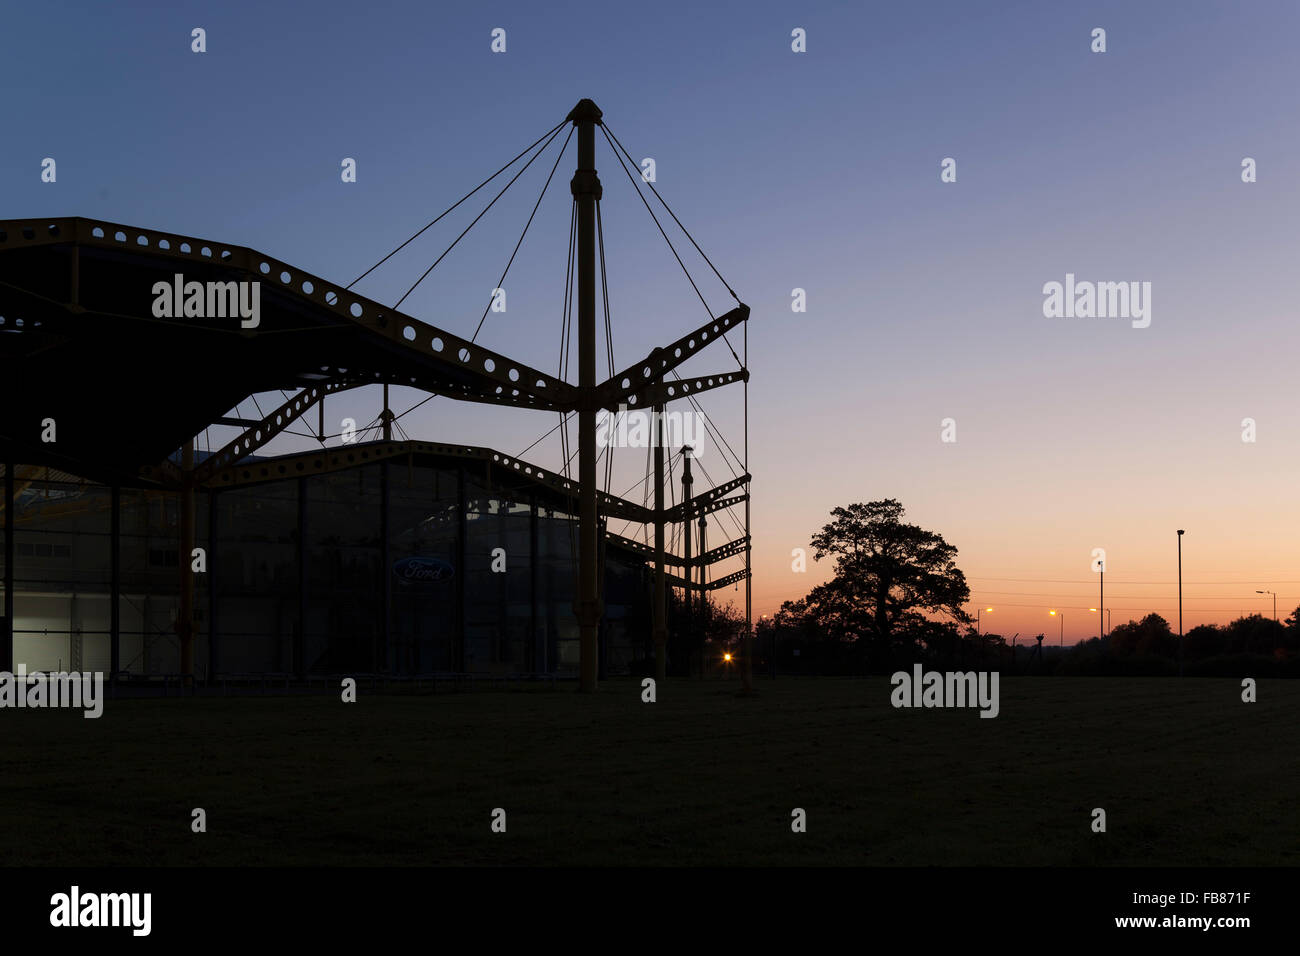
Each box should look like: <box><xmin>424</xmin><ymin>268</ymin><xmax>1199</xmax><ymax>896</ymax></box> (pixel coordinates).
<box><xmin>0</xmin><ymin>217</ymin><xmax>574</xmax><ymax>481</ymax></box>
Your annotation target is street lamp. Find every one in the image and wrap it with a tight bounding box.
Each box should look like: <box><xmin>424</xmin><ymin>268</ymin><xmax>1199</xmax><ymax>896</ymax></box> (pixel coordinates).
<box><xmin>1099</xmin><ymin>561</ymin><xmax>1104</xmax><ymax>642</ymax></box>
<box><xmin>1049</xmin><ymin>609</ymin><xmax>1063</xmax><ymax>645</ymax></box>
<box><xmin>761</xmin><ymin>615</ymin><xmax>774</xmax><ymax>680</ymax></box>
<box><xmin>1177</xmin><ymin>530</ymin><xmax>1185</xmax><ymax>677</ymax></box>
<box><xmin>975</xmin><ymin>606</ymin><xmax>994</xmax><ymax>636</ymax></box>
<box><xmin>1256</xmin><ymin>590</ymin><xmax>1277</xmax><ymax>622</ymax></box>
<box><xmin>1089</xmin><ymin>607</ymin><xmax>1111</xmax><ymax>636</ymax></box>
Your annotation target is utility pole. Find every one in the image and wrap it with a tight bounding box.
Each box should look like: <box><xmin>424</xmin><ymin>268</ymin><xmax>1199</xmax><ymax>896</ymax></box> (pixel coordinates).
<box><xmin>570</xmin><ymin>98</ymin><xmax>603</xmax><ymax>693</ymax></box>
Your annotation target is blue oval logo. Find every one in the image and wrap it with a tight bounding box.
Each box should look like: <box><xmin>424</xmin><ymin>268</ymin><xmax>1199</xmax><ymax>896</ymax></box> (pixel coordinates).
<box><xmin>393</xmin><ymin>556</ymin><xmax>455</xmax><ymax>584</ymax></box>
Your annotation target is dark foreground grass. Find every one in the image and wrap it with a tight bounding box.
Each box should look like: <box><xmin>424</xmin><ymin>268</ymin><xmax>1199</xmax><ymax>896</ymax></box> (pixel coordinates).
<box><xmin>1</xmin><ymin>677</ymin><xmax>1295</xmax><ymax>866</ymax></box>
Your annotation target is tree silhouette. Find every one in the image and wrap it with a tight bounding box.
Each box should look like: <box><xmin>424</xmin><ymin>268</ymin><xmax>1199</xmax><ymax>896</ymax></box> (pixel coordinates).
<box><xmin>808</xmin><ymin>499</ymin><xmax>970</xmax><ymax>666</ymax></box>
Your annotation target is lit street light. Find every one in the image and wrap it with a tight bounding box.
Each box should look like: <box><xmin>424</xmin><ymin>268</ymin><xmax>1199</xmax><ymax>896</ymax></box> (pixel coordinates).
<box><xmin>1049</xmin><ymin>609</ymin><xmax>1063</xmax><ymax>645</ymax></box>
<box><xmin>975</xmin><ymin>606</ymin><xmax>994</xmax><ymax>636</ymax></box>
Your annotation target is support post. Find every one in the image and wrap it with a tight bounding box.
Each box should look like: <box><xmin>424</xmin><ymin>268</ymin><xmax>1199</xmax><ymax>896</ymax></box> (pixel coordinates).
<box><xmin>569</xmin><ymin>97</ymin><xmax>603</xmax><ymax>693</ymax></box>
<box><xmin>296</xmin><ymin>477</ymin><xmax>307</xmax><ymax>678</ymax></box>
<box><xmin>178</xmin><ymin>440</ymin><xmax>196</xmax><ymax>690</ymax></box>
<box><xmin>698</xmin><ymin>511</ymin><xmax>707</xmax><ymax>675</ymax></box>
<box><xmin>457</xmin><ymin>465</ymin><xmax>467</xmax><ymax>673</ymax></box>
<box><xmin>208</xmin><ymin>488</ymin><xmax>218</xmax><ymax>680</ymax></box>
<box><xmin>110</xmin><ymin>484</ymin><xmax>120</xmax><ymax>681</ymax></box>
<box><xmin>3</xmin><ymin>459</ymin><xmax>13</xmax><ymax>672</ymax></box>
<box><xmin>381</xmin><ymin>461</ymin><xmax>390</xmax><ymax>672</ymax></box>
<box><xmin>382</xmin><ymin>384</ymin><xmax>392</xmax><ymax>442</ymax></box>
<box><xmin>742</xmin><ymin>323</ymin><xmax>753</xmax><ymax>694</ymax></box>
<box><xmin>653</xmin><ymin>401</ymin><xmax>667</xmax><ymax>683</ymax></box>
<box><xmin>530</xmin><ymin>493</ymin><xmax>540</xmax><ymax>672</ymax></box>
<box><xmin>681</xmin><ymin>446</ymin><xmax>693</xmax><ymax>675</ymax></box>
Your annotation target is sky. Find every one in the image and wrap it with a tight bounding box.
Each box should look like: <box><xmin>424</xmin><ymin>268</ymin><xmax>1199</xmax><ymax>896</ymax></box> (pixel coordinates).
<box><xmin>4</xmin><ymin>0</ymin><xmax>1299</xmax><ymax>640</ymax></box>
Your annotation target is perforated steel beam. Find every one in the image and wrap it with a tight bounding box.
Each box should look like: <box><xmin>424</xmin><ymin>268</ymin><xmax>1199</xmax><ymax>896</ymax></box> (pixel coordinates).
<box><xmin>693</xmin><ymin>534</ymin><xmax>750</xmax><ymax>567</ymax></box>
<box><xmin>0</xmin><ymin>217</ymin><xmax>577</xmax><ymax>410</ymax></box>
<box><xmin>693</xmin><ymin>492</ymin><xmax>747</xmax><ymax>519</ymax></box>
<box><xmin>664</xmin><ymin>473</ymin><xmax>750</xmax><ymax>524</ymax></box>
<box><xmin>197</xmin><ymin>438</ymin><xmax>654</xmax><ymax>521</ymax></box>
<box><xmin>600</xmin><ymin>304</ymin><xmax>748</xmax><ymax>406</ymax></box>
<box><xmin>191</xmin><ymin>380</ymin><xmax>363</xmax><ymax>484</ymax></box>
<box><xmin>612</xmin><ymin>369</ymin><xmax>748</xmax><ymax>412</ymax></box>
<box><xmin>666</xmin><ymin>567</ymin><xmax>750</xmax><ymax>592</ymax></box>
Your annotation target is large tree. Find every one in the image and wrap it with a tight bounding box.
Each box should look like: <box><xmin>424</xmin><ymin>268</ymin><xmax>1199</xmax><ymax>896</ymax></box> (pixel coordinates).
<box><xmin>807</xmin><ymin>499</ymin><xmax>970</xmax><ymax>664</ymax></box>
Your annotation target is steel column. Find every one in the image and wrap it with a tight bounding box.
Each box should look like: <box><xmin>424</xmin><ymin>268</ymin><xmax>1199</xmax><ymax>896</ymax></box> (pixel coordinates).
<box><xmin>208</xmin><ymin>488</ymin><xmax>218</xmax><ymax>680</ymax></box>
<box><xmin>3</xmin><ymin>459</ymin><xmax>13</xmax><ymax>672</ymax></box>
<box><xmin>110</xmin><ymin>484</ymin><xmax>120</xmax><ymax>680</ymax></box>
<box><xmin>653</xmin><ymin>401</ymin><xmax>667</xmax><ymax>683</ymax></box>
<box><xmin>681</xmin><ymin>447</ymin><xmax>693</xmax><ymax>675</ymax></box>
<box><xmin>381</xmin><ymin>461</ymin><xmax>391</xmax><ymax>672</ymax></box>
<box><xmin>178</xmin><ymin>440</ymin><xmax>196</xmax><ymax>688</ymax></box>
<box><xmin>457</xmin><ymin>464</ymin><xmax>467</xmax><ymax>673</ymax></box>
<box><xmin>569</xmin><ymin>98</ymin><xmax>603</xmax><ymax>693</ymax></box>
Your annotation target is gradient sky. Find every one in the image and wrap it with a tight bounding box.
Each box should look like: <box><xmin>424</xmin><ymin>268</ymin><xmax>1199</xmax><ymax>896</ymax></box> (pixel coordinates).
<box><xmin>5</xmin><ymin>0</ymin><xmax>1299</xmax><ymax>640</ymax></box>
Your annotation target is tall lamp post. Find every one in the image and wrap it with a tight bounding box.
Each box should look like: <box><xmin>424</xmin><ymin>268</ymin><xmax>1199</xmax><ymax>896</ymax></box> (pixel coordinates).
<box><xmin>1049</xmin><ymin>609</ymin><xmax>1063</xmax><ymax>646</ymax></box>
<box><xmin>1177</xmin><ymin>529</ymin><xmax>1185</xmax><ymax>677</ymax></box>
<box><xmin>1099</xmin><ymin>561</ymin><xmax>1104</xmax><ymax>642</ymax></box>
<box><xmin>975</xmin><ymin>606</ymin><xmax>993</xmax><ymax>636</ymax></box>
<box><xmin>761</xmin><ymin>614</ymin><xmax>774</xmax><ymax>680</ymax></box>
<box><xmin>1256</xmin><ymin>589</ymin><xmax>1276</xmax><ymax>622</ymax></box>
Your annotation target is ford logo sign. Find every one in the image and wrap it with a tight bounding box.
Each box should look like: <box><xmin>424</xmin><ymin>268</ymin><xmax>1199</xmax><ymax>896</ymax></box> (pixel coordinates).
<box><xmin>393</xmin><ymin>556</ymin><xmax>455</xmax><ymax>584</ymax></box>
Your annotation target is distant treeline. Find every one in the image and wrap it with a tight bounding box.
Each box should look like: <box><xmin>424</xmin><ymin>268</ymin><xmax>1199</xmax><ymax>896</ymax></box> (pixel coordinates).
<box><xmin>755</xmin><ymin>610</ymin><xmax>1300</xmax><ymax>678</ymax></box>
<box><xmin>746</xmin><ymin>499</ymin><xmax>1300</xmax><ymax>678</ymax></box>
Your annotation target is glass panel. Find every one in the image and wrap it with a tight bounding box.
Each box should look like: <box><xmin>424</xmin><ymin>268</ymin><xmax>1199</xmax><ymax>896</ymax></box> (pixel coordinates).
<box><xmin>388</xmin><ymin>464</ymin><xmax>458</xmax><ymax>673</ymax></box>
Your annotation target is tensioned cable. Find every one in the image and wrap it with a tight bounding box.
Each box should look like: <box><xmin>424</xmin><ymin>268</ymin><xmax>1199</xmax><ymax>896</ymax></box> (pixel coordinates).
<box><xmin>393</xmin><ymin>393</ymin><xmax>437</xmax><ymax>421</ymax></box>
<box><xmin>347</xmin><ymin>119</ymin><xmax>567</xmax><ymax>290</ymax></box>
<box><xmin>516</xmin><ymin>412</ymin><xmax>571</xmax><ymax>461</ymax></box>
<box><xmin>598</xmin><ymin>127</ymin><xmax>716</xmax><ymax>320</ymax></box>
<box><xmin>676</xmin><ymin>384</ymin><xmax>745</xmax><ymax>478</ymax></box>
<box><xmin>603</xmin><ymin>121</ymin><xmax>739</xmax><ymax>302</ymax></box>
<box><xmin>394</xmin><ymin>123</ymin><xmax>568</xmax><ymax>311</ymax></box>
<box><xmin>559</xmin><ymin>198</ymin><xmax>577</xmax><ymax>383</ymax></box>
<box><xmin>471</xmin><ymin>125</ymin><xmax>575</xmax><ymax>344</ymax></box>
<box><xmin>597</xmin><ymin>199</ymin><xmax>616</xmax><ymax>498</ymax></box>
<box><xmin>557</xmin><ymin>195</ymin><xmax>579</xmax><ymax>596</ymax></box>
<box><xmin>610</xmin><ymin>445</ymin><xmax>684</xmax><ymax>540</ymax></box>
<box><xmin>593</xmin><ymin>145</ymin><xmax>750</xmax><ymax>482</ymax></box>
<box><xmin>694</xmin><ymin>456</ymin><xmax>747</xmax><ymax>540</ymax></box>
<box><xmin>600</xmin><ymin>125</ymin><xmax>743</xmax><ymax>370</ymax></box>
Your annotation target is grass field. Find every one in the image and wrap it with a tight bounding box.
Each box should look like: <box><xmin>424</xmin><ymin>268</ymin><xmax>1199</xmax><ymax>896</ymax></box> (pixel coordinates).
<box><xmin>2</xmin><ymin>677</ymin><xmax>1296</xmax><ymax>866</ymax></box>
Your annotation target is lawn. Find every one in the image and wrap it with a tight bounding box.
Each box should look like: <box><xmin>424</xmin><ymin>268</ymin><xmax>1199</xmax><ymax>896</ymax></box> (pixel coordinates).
<box><xmin>1</xmin><ymin>677</ymin><xmax>1294</xmax><ymax>866</ymax></box>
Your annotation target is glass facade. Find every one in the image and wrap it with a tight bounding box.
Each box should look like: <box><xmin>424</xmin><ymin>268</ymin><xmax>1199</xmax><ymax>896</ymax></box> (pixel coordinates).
<box><xmin>1</xmin><ymin>456</ymin><xmax>651</xmax><ymax>679</ymax></box>
<box><xmin>0</xmin><ymin>468</ymin><xmax>210</xmax><ymax>678</ymax></box>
